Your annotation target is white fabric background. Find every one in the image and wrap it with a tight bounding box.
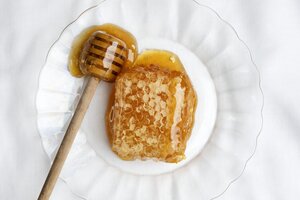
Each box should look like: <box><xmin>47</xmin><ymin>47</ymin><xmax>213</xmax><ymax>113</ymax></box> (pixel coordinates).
<box><xmin>0</xmin><ymin>0</ymin><xmax>299</xmax><ymax>199</ymax></box>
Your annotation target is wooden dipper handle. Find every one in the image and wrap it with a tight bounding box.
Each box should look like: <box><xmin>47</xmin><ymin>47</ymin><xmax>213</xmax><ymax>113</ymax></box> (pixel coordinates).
<box><xmin>38</xmin><ymin>30</ymin><xmax>128</xmax><ymax>200</ymax></box>
<box><xmin>38</xmin><ymin>76</ymin><xmax>100</xmax><ymax>200</ymax></box>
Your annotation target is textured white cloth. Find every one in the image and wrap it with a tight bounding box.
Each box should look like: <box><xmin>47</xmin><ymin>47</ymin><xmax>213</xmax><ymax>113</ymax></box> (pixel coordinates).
<box><xmin>0</xmin><ymin>0</ymin><xmax>299</xmax><ymax>199</ymax></box>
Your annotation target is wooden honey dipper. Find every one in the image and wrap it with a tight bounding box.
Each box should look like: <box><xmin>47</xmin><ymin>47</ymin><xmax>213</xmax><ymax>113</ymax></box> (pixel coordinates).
<box><xmin>38</xmin><ymin>31</ymin><xmax>129</xmax><ymax>200</ymax></box>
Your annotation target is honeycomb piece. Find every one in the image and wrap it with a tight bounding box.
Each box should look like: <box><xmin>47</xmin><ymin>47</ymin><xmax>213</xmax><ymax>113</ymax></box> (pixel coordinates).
<box><xmin>106</xmin><ymin>65</ymin><xmax>197</xmax><ymax>163</ymax></box>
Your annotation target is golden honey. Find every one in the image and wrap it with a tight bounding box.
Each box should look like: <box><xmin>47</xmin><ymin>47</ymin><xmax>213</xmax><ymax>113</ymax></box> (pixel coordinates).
<box><xmin>133</xmin><ymin>49</ymin><xmax>185</xmax><ymax>72</ymax></box>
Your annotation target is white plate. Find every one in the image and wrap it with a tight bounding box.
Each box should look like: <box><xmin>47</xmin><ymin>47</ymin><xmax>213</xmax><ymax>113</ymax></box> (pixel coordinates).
<box><xmin>36</xmin><ymin>0</ymin><xmax>263</xmax><ymax>199</ymax></box>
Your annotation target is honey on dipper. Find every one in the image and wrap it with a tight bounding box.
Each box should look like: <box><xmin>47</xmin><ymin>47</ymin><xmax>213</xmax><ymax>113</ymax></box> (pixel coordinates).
<box><xmin>69</xmin><ymin>23</ymin><xmax>138</xmax><ymax>78</ymax></box>
<box><xmin>107</xmin><ymin>50</ymin><xmax>197</xmax><ymax>163</ymax></box>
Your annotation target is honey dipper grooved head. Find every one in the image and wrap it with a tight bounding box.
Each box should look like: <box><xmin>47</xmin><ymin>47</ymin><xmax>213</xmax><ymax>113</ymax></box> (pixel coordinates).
<box><xmin>79</xmin><ymin>31</ymin><xmax>128</xmax><ymax>82</ymax></box>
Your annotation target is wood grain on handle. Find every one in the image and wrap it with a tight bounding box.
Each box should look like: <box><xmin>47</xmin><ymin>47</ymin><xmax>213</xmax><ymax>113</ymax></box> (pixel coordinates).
<box><xmin>38</xmin><ymin>76</ymin><xmax>100</xmax><ymax>200</ymax></box>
